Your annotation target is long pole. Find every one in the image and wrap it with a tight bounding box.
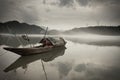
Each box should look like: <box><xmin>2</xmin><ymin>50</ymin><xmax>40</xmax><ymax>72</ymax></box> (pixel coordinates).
<box><xmin>41</xmin><ymin>60</ymin><xmax>48</xmax><ymax>80</ymax></box>
<box><xmin>43</xmin><ymin>27</ymin><xmax>48</xmax><ymax>39</ymax></box>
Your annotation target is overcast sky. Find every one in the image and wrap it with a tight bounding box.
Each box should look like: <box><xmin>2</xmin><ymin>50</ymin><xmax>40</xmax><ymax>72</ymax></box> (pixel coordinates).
<box><xmin>0</xmin><ymin>0</ymin><xmax>120</xmax><ymax>30</ymax></box>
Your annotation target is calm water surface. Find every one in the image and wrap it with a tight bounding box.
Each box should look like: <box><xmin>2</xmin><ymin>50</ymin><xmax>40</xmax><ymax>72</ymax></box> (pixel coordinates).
<box><xmin>0</xmin><ymin>35</ymin><xmax>120</xmax><ymax>80</ymax></box>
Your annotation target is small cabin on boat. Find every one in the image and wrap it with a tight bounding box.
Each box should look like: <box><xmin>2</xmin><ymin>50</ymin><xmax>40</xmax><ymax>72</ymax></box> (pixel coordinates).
<box><xmin>39</xmin><ymin>37</ymin><xmax>66</xmax><ymax>47</ymax></box>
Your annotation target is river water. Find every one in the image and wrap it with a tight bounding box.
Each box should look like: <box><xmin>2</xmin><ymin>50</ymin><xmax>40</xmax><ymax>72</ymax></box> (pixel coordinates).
<box><xmin>0</xmin><ymin>34</ymin><xmax>120</xmax><ymax>80</ymax></box>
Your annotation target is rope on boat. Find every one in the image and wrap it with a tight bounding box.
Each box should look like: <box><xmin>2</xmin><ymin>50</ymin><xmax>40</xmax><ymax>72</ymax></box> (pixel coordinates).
<box><xmin>41</xmin><ymin>60</ymin><xmax>48</xmax><ymax>80</ymax></box>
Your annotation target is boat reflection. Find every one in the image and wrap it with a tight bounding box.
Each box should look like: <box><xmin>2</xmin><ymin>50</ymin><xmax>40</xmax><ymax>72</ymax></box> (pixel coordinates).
<box><xmin>4</xmin><ymin>47</ymin><xmax>66</xmax><ymax>72</ymax></box>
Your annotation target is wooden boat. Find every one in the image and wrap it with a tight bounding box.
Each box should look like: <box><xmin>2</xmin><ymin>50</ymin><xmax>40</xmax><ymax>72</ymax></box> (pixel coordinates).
<box><xmin>4</xmin><ymin>37</ymin><xmax>66</xmax><ymax>56</ymax></box>
<box><xmin>4</xmin><ymin>46</ymin><xmax>66</xmax><ymax>72</ymax></box>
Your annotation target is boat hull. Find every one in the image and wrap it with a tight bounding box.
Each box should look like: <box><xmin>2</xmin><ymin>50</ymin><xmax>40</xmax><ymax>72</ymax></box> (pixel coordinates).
<box><xmin>4</xmin><ymin>46</ymin><xmax>66</xmax><ymax>72</ymax></box>
<box><xmin>4</xmin><ymin>46</ymin><xmax>66</xmax><ymax>56</ymax></box>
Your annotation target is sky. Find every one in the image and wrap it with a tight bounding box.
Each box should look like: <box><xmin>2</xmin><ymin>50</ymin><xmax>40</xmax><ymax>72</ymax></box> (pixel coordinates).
<box><xmin>0</xmin><ymin>0</ymin><xmax>120</xmax><ymax>30</ymax></box>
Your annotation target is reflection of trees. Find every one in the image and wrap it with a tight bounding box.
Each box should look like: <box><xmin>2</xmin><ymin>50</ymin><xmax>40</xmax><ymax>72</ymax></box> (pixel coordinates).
<box><xmin>67</xmin><ymin>37</ymin><xmax>120</xmax><ymax>46</ymax></box>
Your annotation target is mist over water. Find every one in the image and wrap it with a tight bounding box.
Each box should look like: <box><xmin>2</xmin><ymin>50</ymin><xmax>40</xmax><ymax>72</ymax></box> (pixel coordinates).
<box><xmin>0</xmin><ymin>34</ymin><xmax>120</xmax><ymax>80</ymax></box>
<box><xmin>0</xmin><ymin>0</ymin><xmax>120</xmax><ymax>79</ymax></box>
